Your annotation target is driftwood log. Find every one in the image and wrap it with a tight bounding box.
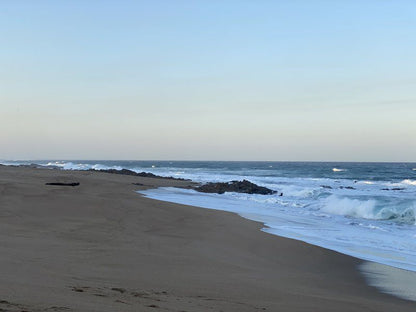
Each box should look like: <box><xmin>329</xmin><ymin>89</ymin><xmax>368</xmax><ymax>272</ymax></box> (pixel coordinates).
<box><xmin>45</xmin><ymin>182</ymin><xmax>80</xmax><ymax>186</ymax></box>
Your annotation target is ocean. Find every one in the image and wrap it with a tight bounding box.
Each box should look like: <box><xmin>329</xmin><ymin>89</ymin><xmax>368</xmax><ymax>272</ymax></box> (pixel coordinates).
<box><xmin>3</xmin><ymin>160</ymin><xmax>416</xmax><ymax>273</ymax></box>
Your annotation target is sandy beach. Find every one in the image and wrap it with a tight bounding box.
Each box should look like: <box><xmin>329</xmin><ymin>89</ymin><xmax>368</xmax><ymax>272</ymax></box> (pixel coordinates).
<box><xmin>0</xmin><ymin>165</ymin><xmax>414</xmax><ymax>312</ymax></box>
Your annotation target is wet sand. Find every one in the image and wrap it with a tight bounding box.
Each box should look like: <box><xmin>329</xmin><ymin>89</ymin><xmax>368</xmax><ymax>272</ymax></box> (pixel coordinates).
<box><xmin>0</xmin><ymin>165</ymin><xmax>414</xmax><ymax>311</ymax></box>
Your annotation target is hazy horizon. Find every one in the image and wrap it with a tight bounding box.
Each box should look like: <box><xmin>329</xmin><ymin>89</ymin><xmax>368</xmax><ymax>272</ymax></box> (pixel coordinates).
<box><xmin>1</xmin><ymin>1</ymin><xmax>415</xmax><ymax>162</ymax></box>
<box><xmin>2</xmin><ymin>159</ymin><xmax>416</xmax><ymax>164</ymax></box>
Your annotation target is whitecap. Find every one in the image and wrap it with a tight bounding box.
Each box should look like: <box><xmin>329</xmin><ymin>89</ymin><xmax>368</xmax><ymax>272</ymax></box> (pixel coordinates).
<box><xmin>360</xmin><ymin>181</ymin><xmax>374</xmax><ymax>185</ymax></box>
<box><xmin>401</xmin><ymin>179</ymin><xmax>416</xmax><ymax>186</ymax></box>
<box><xmin>332</xmin><ymin>168</ymin><xmax>345</xmax><ymax>172</ymax></box>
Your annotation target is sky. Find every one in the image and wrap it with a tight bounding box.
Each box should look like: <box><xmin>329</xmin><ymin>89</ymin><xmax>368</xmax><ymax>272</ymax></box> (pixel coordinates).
<box><xmin>1</xmin><ymin>0</ymin><xmax>415</xmax><ymax>161</ymax></box>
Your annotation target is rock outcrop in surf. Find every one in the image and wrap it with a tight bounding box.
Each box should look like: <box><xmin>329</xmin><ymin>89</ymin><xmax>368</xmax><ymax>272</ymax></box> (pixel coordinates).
<box><xmin>194</xmin><ymin>180</ymin><xmax>276</xmax><ymax>195</ymax></box>
<box><xmin>90</xmin><ymin>169</ymin><xmax>190</xmax><ymax>181</ymax></box>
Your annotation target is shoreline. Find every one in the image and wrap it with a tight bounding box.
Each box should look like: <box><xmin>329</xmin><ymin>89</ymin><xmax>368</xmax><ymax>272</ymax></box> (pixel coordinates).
<box><xmin>140</xmin><ymin>186</ymin><xmax>416</xmax><ymax>302</ymax></box>
<box><xmin>0</xmin><ymin>165</ymin><xmax>414</xmax><ymax>311</ymax></box>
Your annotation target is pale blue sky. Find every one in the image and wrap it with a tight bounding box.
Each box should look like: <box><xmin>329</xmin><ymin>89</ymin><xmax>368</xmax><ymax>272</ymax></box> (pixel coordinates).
<box><xmin>1</xmin><ymin>1</ymin><xmax>415</xmax><ymax>161</ymax></box>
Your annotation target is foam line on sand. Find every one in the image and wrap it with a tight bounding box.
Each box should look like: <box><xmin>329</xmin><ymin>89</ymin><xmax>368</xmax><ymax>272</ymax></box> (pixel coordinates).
<box><xmin>360</xmin><ymin>261</ymin><xmax>416</xmax><ymax>301</ymax></box>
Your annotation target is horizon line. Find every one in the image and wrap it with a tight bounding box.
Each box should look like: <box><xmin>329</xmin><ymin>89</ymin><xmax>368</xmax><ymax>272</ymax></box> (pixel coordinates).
<box><xmin>2</xmin><ymin>159</ymin><xmax>416</xmax><ymax>164</ymax></box>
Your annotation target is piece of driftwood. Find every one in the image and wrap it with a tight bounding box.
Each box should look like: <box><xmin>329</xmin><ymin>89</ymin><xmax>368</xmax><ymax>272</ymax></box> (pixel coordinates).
<box><xmin>45</xmin><ymin>182</ymin><xmax>80</xmax><ymax>186</ymax></box>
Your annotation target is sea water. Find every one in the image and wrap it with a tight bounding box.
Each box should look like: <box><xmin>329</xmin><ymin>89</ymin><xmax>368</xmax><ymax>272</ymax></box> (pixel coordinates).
<box><xmin>3</xmin><ymin>160</ymin><xmax>416</xmax><ymax>273</ymax></box>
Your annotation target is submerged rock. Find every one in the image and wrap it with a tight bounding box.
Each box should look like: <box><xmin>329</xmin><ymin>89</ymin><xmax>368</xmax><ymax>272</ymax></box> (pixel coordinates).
<box><xmin>320</xmin><ymin>185</ymin><xmax>333</xmax><ymax>189</ymax></box>
<box><xmin>195</xmin><ymin>180</ymin><xmax>276</xmax><ymax>195</ymax></box>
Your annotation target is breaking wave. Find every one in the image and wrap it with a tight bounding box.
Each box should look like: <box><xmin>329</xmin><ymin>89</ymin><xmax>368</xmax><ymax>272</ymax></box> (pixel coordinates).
<box><xmin>43</xmin><ymin>161</ymin><xmax>122</xmax><ymax>171</ymax></box>
<box><xmin>321</xmin><ymin>195</ymin><xmax>377</xmax><ymax>219</ymax></box>
<box><xmin>321</xmin><ymin>195</ymin><xmax>415</xmax><ymax>224</ymax></box>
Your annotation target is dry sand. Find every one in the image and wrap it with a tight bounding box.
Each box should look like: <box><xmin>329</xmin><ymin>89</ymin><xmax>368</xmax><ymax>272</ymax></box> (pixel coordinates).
<box><xmin>0</xmin><ymin>165</ymin><xmax>414</xmax><ymax>311</ymax></box>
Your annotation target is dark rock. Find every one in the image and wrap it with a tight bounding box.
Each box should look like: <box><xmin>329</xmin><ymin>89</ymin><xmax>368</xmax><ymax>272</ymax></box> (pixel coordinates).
<box><xmin>45</xmin><ymin>182</ymin><xmax>80</xmax><ymax>186</ymax></box>
<box><xmin>321</xmin><ymin>185</ymin><xmax>333</xmax><ymax>189</ymax></box>
<box><xmin>90</xmin><ymin>169</ymin><xmax>190</xmax><ymax>181</ymax></box>
<box><xmin>340</xmin><ymin>186</ymin><xmax>355</xmax><ymax>190</ymax></box>
<box><xmin>195</xmin><ymin>180</ymin><xmax>276</xmax><ymax>195</ymax></box>
<box><xmin>19</xmin><ymin>163</ymin><xmax>42</xmax><ymax>168</ymax></box>
<box><xmin>392</xmin><ymin>188</ymin><xmax>405</xmax><ymax>191</ymax></box>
